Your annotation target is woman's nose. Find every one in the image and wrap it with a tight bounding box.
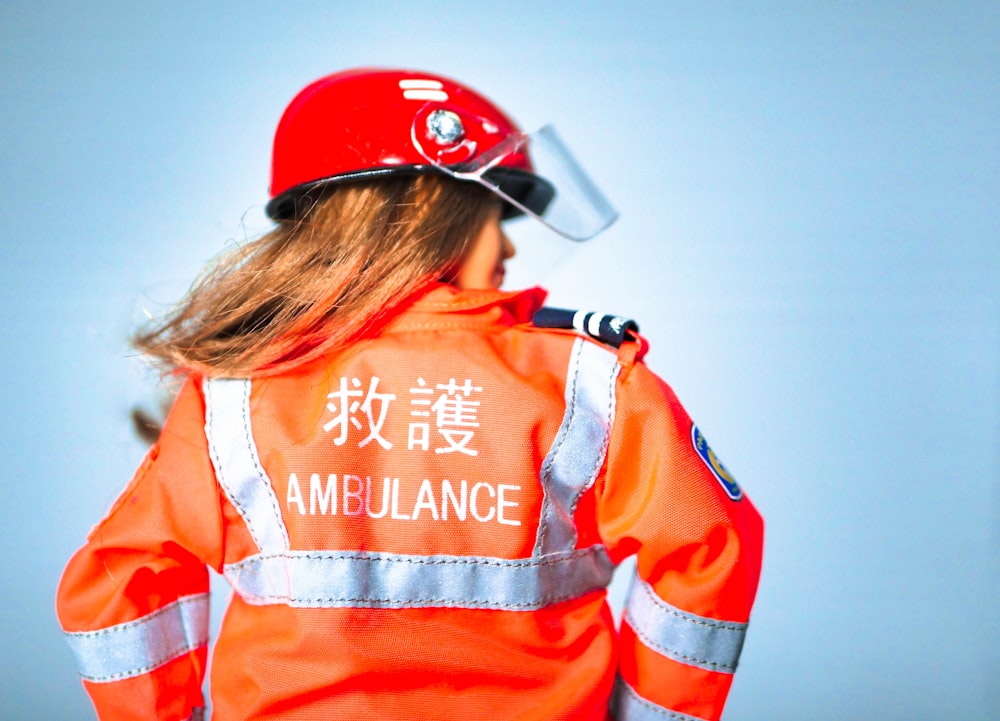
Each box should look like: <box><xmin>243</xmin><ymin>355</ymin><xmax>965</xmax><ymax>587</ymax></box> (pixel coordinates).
<box><xmin>501</xmin><ymin>232</ymin><xmax>516</xmax><ymax>260</ymax></box>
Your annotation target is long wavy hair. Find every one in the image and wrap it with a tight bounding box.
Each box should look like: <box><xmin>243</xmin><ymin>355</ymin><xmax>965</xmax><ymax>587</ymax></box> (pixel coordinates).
<box><xmin>131</xmin><ymin>175</ymin><xmax>494</xmax><ymax>378</ymax></box>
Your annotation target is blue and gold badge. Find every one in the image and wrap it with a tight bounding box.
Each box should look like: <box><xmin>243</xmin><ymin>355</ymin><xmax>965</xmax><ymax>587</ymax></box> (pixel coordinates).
<box><xmin>691</xmin><ymin>425</ymin><xmax>742</xmax><ymax>501</ymax></box>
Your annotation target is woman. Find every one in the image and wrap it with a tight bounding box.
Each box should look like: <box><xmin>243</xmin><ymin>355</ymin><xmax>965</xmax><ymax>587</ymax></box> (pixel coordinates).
<box><xmin>57</xmin><ymin>68</ymin><xmax>763</xmax><ymax>721</ymax></box>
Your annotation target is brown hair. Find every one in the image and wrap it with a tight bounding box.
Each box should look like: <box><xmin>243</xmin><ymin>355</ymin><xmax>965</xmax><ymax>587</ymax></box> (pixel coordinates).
<box><xmin>131</xmin><ymin>175</ymin><xmax>494</xmax><ymax>377</ymax></box>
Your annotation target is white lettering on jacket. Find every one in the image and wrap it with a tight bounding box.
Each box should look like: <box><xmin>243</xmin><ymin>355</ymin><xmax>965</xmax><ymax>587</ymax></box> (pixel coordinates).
<box><xmin>286</xmin><ymin>473</ymin><xmax>521</xmax><ymax>526</ymax></box>
<box><xmin>321</xmin><ymin>374</ymin><xmax>486</xmax><ymax>456</ymax></box>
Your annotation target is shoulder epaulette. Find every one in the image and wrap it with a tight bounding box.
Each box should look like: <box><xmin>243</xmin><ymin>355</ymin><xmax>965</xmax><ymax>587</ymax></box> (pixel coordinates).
<box><xmin>532</xmin><ymin>307</ymin><xmax>639</xmax><ymax>348</ymax></box>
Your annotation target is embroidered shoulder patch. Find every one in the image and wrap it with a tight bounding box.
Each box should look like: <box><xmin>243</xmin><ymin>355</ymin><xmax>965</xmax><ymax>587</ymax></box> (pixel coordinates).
<box><xmin>691</xmin><ymin>425</ymin><xmax>742</xmax><ymax>501</ymax></box>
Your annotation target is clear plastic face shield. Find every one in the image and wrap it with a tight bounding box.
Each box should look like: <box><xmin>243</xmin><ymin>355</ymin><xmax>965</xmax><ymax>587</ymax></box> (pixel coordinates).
<box><xmin>412</xmin><ymin>109</ymin><xmax>619</xmax><ymax>243</ymax></box>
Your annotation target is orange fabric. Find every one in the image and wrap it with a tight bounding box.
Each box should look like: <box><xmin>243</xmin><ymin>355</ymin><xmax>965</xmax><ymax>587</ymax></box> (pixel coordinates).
<box><xmin>82</xmin><ymin>650</ymin><xmax>208</xmax><ymax>721</ymax></box>
<box><xmin>601</xmin><ymin>355</ymin><xmax>763</xmax><ymax>721</ymax></box>
<box><xmin>617</xmin><ymin>623</ymin><xmax>734</xmax><ymax>721</ymax></box>
<box><xmin>57</xmin><ymin>283</ymin><xmax>763</xmax><ymax>720</ymax></box>
<box><xmin>210</xmin><ymin>602</ymin><xmax>616</xmax><ymax>720</ymax></box>
<box><xmin>599</xmin><ymin>355</ymin><xmax>764</xmax><ymax>618</ymax></box>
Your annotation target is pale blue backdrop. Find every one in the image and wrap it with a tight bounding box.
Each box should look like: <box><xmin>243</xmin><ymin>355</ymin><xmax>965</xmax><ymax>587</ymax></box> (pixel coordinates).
<box><xmin>2</xmin><ymin>2</ymin><xmax>997</xmax><ymax>719</ymax></box>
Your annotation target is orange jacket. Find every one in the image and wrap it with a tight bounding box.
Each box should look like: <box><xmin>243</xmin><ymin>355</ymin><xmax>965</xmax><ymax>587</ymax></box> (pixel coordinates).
<box><xmin>57</xmin><ymin>284</ymin><xmax>763</xmax><ymax>721</ymax></box>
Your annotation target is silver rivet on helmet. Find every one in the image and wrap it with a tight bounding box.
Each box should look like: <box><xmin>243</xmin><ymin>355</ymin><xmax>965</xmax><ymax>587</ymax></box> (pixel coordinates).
<box><xmin>426</xmin><ymin>109</ymin><xmax>465</xmax><ymax>145</ymax></box>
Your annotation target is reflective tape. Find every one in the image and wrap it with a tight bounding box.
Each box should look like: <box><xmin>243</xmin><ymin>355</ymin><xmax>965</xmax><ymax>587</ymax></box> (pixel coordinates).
<box><xmin>610</xmin><ymin>678</ymin><xmax>709</xmax><ymax>721</ymax></box>
<box><xmin>535</xmin><ymin>338</ymin><xmax>619</xmax><ymax>555</ymax></box>
<box><xmin>204</xmin><ymin>378</ymin><xmax>290</xmax><ymax>555</ymax></box>
<box><xmin>63</xmin><ymin>593</ymin><xmax>209</xmax><ymax>683</ymax></box>
<box><xmin>224</xmin><ymin>544</ymin><xmax>613</xmax><ymax>610</ymax></box>
<box><xmin>624</xmin><ymin>576</ymin><xmax>746</xmax><ymax>673</ymax></box>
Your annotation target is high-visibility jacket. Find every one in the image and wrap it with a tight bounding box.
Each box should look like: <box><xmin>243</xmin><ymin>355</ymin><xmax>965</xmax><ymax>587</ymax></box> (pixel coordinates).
<box><xmin>57</xmin><ymin>284</ymin><xmax>763</xmax><ymax>721</ymax></box>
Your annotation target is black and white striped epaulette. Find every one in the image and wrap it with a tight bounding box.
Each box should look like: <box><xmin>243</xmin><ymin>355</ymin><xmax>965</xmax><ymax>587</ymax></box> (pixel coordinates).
<box><xmin>532</xmin><ymin>307</ymin><xmax>639</xmax><ymax>348</ymax></box>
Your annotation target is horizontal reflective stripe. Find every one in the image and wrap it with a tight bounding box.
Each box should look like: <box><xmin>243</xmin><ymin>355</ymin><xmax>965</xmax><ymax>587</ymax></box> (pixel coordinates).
<box><xmin>611</xmin><ymin>678</ymin><xmax>709</xmax><ymax>721</ymax></box>
<box><xmin>204</xmin><ymin>378</ymin><xmax>289</xmax><ymax>555</ymax></box>
<box><xmin>63</xmin><ymin>593</ymin><xmax>209</xmax><ymax>683</ymax></box>
<box><xmin>536</xmin><ymin>338</ymin><xmax>619</xmax><ymax>555</ymax></box>
<box><xmin>624</xmin><ymin>576</ymin><xmax>746</xmax><ymax>673</ymax></box>
<box><xmin>224</xmin><ymin>545</ymin><xmax>613</xmax><ymax>610</ymax></box>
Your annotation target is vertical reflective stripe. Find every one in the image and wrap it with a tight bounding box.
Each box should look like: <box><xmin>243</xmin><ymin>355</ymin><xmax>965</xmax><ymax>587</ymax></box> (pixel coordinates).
<box><xmin>610</xmin><ymin>678</ymin><xmax>709</xmax><ymax>721</ymax></box>
<box><xmin>63</xmin><ymin>593</ymin><xmax>209</xmax><ymax>683</ymax></box>
<box><xmin>204</xmin><ymin>378</ymin><xmax>290</xmax><ymax>554</ymax></box>
<box><xmin>224</xmin><ymin>545</ymin><xmax>614</xmax><ymax>610</ymax></box>
<box><xmin>535</xmin><ymin>338</ymin><xmax>620</xmax><ymax>556</ymax></box>
<box><xmin>624</xmin><ymin>575</ymin><xmax>747</xmax><ymax>673</ymax></box>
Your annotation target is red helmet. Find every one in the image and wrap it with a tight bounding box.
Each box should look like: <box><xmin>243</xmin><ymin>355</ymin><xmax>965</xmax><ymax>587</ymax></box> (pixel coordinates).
<box><xmin>267</xmin><ymin>68</ymin><xmax>616</xmax><ymax>240</ymax></box>
<box><xmin>266</xmin><ymin>67</ymin><xmax>552</xmax><ymax>221</ymax></box>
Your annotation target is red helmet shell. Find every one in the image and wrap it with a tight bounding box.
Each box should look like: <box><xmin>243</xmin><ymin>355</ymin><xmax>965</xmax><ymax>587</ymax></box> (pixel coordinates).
<box><xmin>267</xmin><ymin>68</ymin><xmax>540</xmax><ymax>220</ymax></box>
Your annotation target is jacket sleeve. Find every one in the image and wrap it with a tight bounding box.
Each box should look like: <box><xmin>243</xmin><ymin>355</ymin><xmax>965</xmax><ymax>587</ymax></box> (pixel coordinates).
<box><xmin>598</xmin><ymin>359</ymin><xmax>764</xmax><ymax>721</ymax></box>
<box><xmin>56</xmin><ymin>378</ymin><xmax>225</xmax><ymax>721</ymax></box>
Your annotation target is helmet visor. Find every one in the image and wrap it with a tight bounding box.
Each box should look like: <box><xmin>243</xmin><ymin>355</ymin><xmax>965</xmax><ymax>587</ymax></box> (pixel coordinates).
<box><xmin>414</xmin><ymin>120</ymin><xmax>618</xmax><ymax>241</ymax></box>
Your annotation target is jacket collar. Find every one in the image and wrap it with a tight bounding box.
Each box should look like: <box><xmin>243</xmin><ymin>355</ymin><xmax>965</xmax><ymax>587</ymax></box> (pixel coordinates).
<box><xmin>384</xmin><ymin>283</ymin><xmax>548</xmax><ymax>333</ymax></box>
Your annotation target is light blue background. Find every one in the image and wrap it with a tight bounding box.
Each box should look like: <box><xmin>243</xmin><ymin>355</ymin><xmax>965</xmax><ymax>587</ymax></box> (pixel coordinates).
<box><xmin>2</xmin><ymin>2</ymin><xmax>997</xmax><ymax>719</ymax></box>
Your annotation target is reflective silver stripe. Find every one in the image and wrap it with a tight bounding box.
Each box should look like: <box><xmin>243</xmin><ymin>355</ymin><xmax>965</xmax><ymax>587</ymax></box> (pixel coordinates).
<box><xmin>224</xmin><ymin>544</ymin><xmax>613</xmax><ymax>610</ymax></box>
<box><xmin>204</xmin><ymin>378</ymin><xmax>289</xmax><ymax>554</ymax></box>
<box><xmin>624</xmin><ymin>575</ymin><xmax>747</xmax><ymax>673</ymax></box>
<box><xmin>535</xmin><ymin>338</ymin><xmax>619</xmax><ymax>555</ymax></box>
<box><xmin>63</xmin><ymin>593</ymin><xmax>209</xmax><ymax>683</ymax></box>
<box><xmin>611</xmin><ymin>678</ymin><xmax>709</xmax><ymax>721</ymax></box>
